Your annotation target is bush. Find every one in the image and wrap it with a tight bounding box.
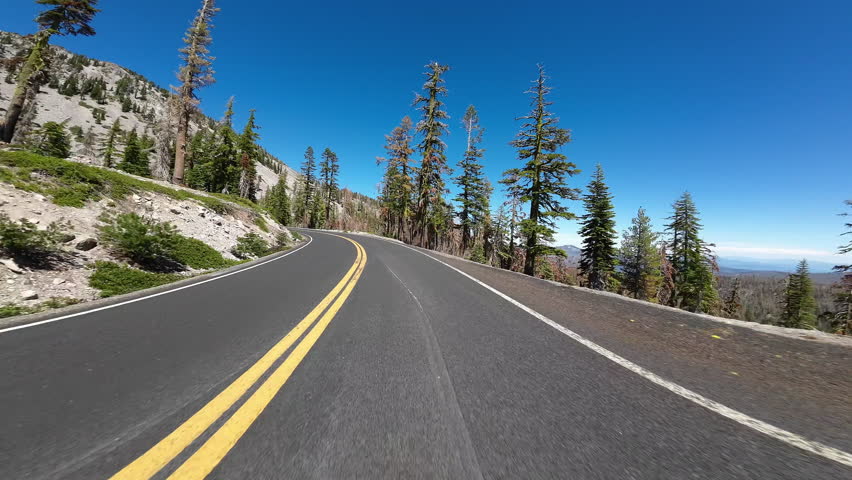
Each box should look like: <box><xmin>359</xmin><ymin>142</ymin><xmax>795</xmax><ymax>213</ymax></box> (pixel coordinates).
<box><xmin>99</xmin><ymin>213</ymin><xmax>180</xmax><ymax>269</ymax></box>
<box><xmin>0</xmin><ymin>213</ymin><xmax>64</xmax><ymax>259</ymax></box>
<box><xmin>231</xmin><ymin>233</ymin><xmax>269</xmax><ymax>259</ymax></box>
<box><xmin>170</xmin><ymin>235</ymin><xmax>236</xmax><ymax>270</ymax></box>
<box><xmin>89</xmin><ymin>261</ymin><xmax>182</xmax><ymax>297</ymax></box>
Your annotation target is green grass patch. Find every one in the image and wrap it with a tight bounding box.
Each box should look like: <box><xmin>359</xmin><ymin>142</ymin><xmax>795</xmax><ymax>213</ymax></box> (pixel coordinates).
<box><xmin>254</xmin><ymin>215</ymin><xmax>269</xmax><ymax>232</ymax></box>
<box><xmin>0</xmin><ymin>151</ymin><xmax>258</xmax><ymax>214</ymax></box>
<box><xmin>170</xmin><ymin>235</ymin><xmax>239</xmax><ymax>270</ymax></box>
<box><xmin>88</xmin><ymin>261</ymin><xmax>183</xmax><ymax>297</ymax></box>
<box><xmin>0</xmin><ymin>297</ymin><xmax>82</xmax><ymax>319</ymax></box>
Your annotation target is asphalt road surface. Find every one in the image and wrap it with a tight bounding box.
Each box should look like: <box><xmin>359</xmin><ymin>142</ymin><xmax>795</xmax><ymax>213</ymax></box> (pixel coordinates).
<box><xmin>1</xmin><ymin>230</ymin><xmax>850</xmax><ymax>479</ymax></box>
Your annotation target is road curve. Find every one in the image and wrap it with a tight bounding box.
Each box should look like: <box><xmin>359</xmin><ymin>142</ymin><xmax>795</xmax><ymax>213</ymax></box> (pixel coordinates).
<box><xmin>0</xmin><ymin>230</ymin><xmax>849</xmax><ymax>479</ymax></box>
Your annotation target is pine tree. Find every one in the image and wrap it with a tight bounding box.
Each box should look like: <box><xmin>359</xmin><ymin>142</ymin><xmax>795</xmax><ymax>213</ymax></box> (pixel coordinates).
<box><xmin>832</xmin><ymin>200</ymin><xmax>851</xmax><ymax>334</ymax></box>
<box><xmin>781</xmin><ymin>259</ymin><xmax>817</xmax><ymax>329</ymax></box>
<box><xmin>665</xmin><ymin>192</ymin><xmax>718</xmax><ymax>313</ymax></box>
<box><xmin>320</xmin><ymin>148</ymin><xmax>340</xmax><ymax>226</ymax></box>
<box><xmin>377</xmin><ymin>117</ymin><xmax>415</xmax><ymax>241</ymax></box>
<box><xmin>454</xmin><ymin>105</ymin><xmax>491</xmax><ymax>253</ymax></box>
<box><xmin>172</xmin><ymin>0</ymin><xmax>218</xmax><ymax>185</ymax></box>
<box><xmin>265</xmin><ymin>174</ymin><xmax>292</xmax><ymax>226</ymax></box>
<box><xmin>502</xmin><ymin>65</ymin><xmax>580</xmax><ymax>276</ymax></box>
<box><xmin>31</xmin><ymin>121</ymin><xmax>70</xmax><ymax>158</ymax></box>
<box><xmin>721</xmin><ymin>277</ymin><xmax>743</xmax><ymax>319</ymax></box>
<box><xmin>209</xmin><ymin>98</ymin><xmax>239</xmax><ymax>193</ymax></box>
<box><xmin>117</xmin><ymin>130</ymin><xmax>150</xmax><ymax>177</ymax></box>
<box><xmin>237</xmin><ymin>109</ymin><xmax>260</xmax><ymax>200</ymax></box>
<box><xmin>101</xmin><ymin>119</ymin><xmax>121</xmax><ymax>167</ymax></box>
<box><xmin>412</xmin><ymin>63</ymin><xmax>451</xmax><ymax>248</ymax></box>
<box><xmin>619</xmin><ymin>207</ymin><xmax>661</xmax><ymax>300</ymax></box>
<box><xmin>297</xmin><ymin>146</ymin><xmax>317</xmax><ymax>226</ymax></box>
<box><xmin>1</xmin><ymin>0</ymin><xmax>100</xmax><ymax>142</ymax></box>
<box><xmin>578</xmin><ymin>165</ymin><xmax>617</xmax><ymax>290</ymax></box>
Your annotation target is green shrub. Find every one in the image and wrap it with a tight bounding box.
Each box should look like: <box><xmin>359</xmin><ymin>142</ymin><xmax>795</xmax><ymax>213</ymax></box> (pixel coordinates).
<box><xmin>0</xmin><ymin>213</ymin><xmax>65</xmax><ymax>259</ymax></box>
<box><xmin>0</xmin><ymin>304</ymin><xmax>37</xmax><ymax>318</ymax></box>
<box><xmin>0</xmin><ymin>297</ymin><xmax>81</xmax><ymax>319</ymax></box>
<box><xmin>89</xmin><ymin>261</ymin><xmax>183</xmax><ymax>297</ymax></box>
<box><xmin>170</xmin><ymin>235</ymin><xmax>236</xmax><ymax>270</ymax></box>
<box><xmin>99</xmin><ymin>213</ymin><xmax>180</xmax><ymax>269</ymax></box>
<box><xmin>231</xmin><ymin>233</ymin><xmax>269</xmax><ymax>259</ymax></box>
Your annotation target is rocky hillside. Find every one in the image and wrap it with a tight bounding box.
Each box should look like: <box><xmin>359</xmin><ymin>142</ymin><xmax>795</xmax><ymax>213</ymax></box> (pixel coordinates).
<box><xmin>0</xmin><ymin>30</ymin><xmax>298</xmax><ymax>196</ymax></box>
<box><xmin>0</xmin><ymin>150</ymin><xmax>292</xmax><ymax>316</ymax></box>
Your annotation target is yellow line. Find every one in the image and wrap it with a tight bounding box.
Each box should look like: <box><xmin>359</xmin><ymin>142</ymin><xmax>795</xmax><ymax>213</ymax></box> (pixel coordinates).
<box><xmin>167</xmin><ymin>239</ymin><xmax>367</xmax><ymax>480</ymax></box>
<box><xmin>109</xmin><ymin>235</ymin><xmax>364</xmax><ymax>480</ymax></box>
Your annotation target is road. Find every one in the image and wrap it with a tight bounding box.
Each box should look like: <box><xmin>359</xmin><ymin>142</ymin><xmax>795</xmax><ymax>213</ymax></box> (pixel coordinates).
<box><xmin>1</xmin><ymin>230</ymin><xmax>850</xmax><ymax>479</ymax></box>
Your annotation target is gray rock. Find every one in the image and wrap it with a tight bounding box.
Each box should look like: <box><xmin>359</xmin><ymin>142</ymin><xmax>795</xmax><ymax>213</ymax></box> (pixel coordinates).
<box><xmin>1</xmin><ymin>258</ymin><xmax>23</xmax><ymax>274</ymax></box>
<box><xmin>75</xmin><ymin>238</ymin><xmax>98</xmax><ymax>251</ymax></box>
<box><xmin>170</xmin><ymin>208</ymin><xmax>182</xmax><ymax>215</ymax></box>
<box><xmin>52</xmin><ymin>278</ymin><xmax>66</xmax><ymax>285</ymax></box>
<box><xmin>21</xmin><ymin>290</ymin><xmax>38</xmax><ymax>300</ymax></box>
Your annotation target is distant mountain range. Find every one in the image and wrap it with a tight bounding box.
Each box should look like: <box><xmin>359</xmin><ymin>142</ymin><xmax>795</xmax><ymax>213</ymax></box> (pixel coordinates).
<box><xmin>555</xmin><ymin>245</ymin><xmax>845</xmax><ymax>285</ymax></box>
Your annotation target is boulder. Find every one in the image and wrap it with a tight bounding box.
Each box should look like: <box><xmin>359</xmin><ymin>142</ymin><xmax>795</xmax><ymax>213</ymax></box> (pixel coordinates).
<box><xmin>21</xmin><ymin>290</ymin><xmax>38</xmax><ymax>300</ymax></box>
<box><xmin>75</xmin><ymin>238</ymin><xmax>98</xmax><ymax>251</ymax></box>
<box><xmin>57</xmin><ymin>233</ymin><xmax>76</xmax><ymax>243</ymax></box>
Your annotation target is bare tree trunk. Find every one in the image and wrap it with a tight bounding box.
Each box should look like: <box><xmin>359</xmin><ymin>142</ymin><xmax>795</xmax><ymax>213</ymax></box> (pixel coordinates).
<box><xmin>172</xmin><ymin>108</ymin><xmax>189</xmax><ymax>184</ymax></box>
<box><xmin>2</xmin><ymin>31</ymin><xmax>50</xmax><ymax>143</ymax></box>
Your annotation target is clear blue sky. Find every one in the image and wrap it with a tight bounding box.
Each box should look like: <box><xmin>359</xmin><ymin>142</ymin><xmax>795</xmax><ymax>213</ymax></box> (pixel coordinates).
<box><xmin>3</xmin><ymin>0</ymin><xmax>850</xmax><ymax>267</ymax></box>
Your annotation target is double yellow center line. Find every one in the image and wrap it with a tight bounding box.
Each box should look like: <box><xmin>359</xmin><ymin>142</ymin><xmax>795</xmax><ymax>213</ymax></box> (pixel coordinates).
<box><xmin>110</xmin><ymin>235</ymin><xmax>367</xmax><ymax>480</ymax></box>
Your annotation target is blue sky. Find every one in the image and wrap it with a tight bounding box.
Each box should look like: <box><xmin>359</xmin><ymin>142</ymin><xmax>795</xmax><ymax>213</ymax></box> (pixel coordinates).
<box><xmin>3</xmin><ymin>0</ymin><xmax>850</xmax><ymax>268</ymax></box>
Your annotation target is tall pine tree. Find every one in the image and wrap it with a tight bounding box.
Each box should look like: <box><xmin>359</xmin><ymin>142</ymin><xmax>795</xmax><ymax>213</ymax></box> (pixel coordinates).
<box><xmin>320</xmin><ymin>148</ymin><xmax>340</xmax><ymax>226</ymax></box>
<box><xmin>502</xmin><ymin>65</ymin><xmax>580</xmax><ymax>276</ymax></box>
<box><xmin>781</xmin><ymin>259</ymin><xmax>817</xmax><ymax>329</ymax></box>
<box><xmin>298</xmin><ymin>146</ymin><xmax>317</xmax><ymax>226</ymax></box>
<box><xmin>578</xmin><ymin>164</ymin><xmax>617</xmax><ymax>290</ymax></box>
<box><xmin>2</xmin><ymin>0</ymin><xmax>100</xmax><ymax>142</ymax></box>
<box><xmin>377</xmin><ymin>117</ymin><xmax>415</xmax><ymax>241</ymax></box>
<box><xmin>619</xmin><ymin>207</ymin><xmax>661</xmax><ymax>300</ymax></box>
<box><xmin>172</xmin><ymin>0</ymin><xmax>218</xmax><ymax>185</ymax></box>
<box><xmin>412</xmin><ymin>63</ymin><xmax>451</xmax><ymax>248</ymax></box>
<box><xmin>454</xmin><ymin>105</ymin><xmax>491</xmax><ymax>253</ymax></box>
<box><xmin>665</xmin><ymin>192</ymin><xmax>718</xmax><ymax>313</ymax></box>
<box><xmin>101</xmin><ymin>119</ymin><xmax>121</xmax><ymax>167</ymax></box>
<box><xmin>265</xmin><ymin>173</ymin><xmax>292</xmax><ymax>226</ymax></box>
<box><xmin>237</xmin><ymin>109</ymin><xmax>260</xmax><ymax>200</ymax></box>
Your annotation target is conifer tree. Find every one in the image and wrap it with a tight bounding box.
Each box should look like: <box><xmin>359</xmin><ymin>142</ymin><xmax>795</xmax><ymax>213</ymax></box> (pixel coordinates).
<box><xmin>502</xmin><ymin>65</ymin><xmax>580</xmax><ymax>275</ymax></box>
<box><xmin>721</xmin><ymin>277</ymin><xmax>743</xmax><ymax>319</ymax></box>
<box><xmin>377</xmin><ymin>117</ymin><xmax>415</xmax><ymax>241</ymax></box>
<box><xmin>172</xmin><ymin>0</ymin><xmax>218</xmax><ymax>186</ymax></box>
<box><xmin>320</xmin><ymin>148</ymin><xmax>340</xmax><ymax>225</ymax></box>
<box><xmin>619</xmin><ymin>207</ymin><xmax>661</xmax><ymax>300</ymax></box>
<box><xmin>578</xmin><ymin>164</ymin><xmax>617</xmax><ymax>290</ymax></box>
<box><xmin>454</xmin><ymin>105</ymin><xmax>491</xmax><ymax>253</ymax></box>
<box><xmin>265</xmin><ymin>174</ymin><xmax>292</xmax><ymax>226</ymax></box>
<box><xmin>781</xmin><ymin>259</ymin><xmax>817</xmax><ymax>329</ymax></box>
<box><xmin>297</xmin><ymin>146</ymin><xmax>316</xmax><ymax>226</ymax></box>
<box><xmin>665</xmin><ymin>192</ymin><xmax>718</xmax><ymax>312</ymax></box>
<box><xmin>209</xmin><ymin>98</ymin><xmax>239</xmax><ymax>193</ymax></box>
<box><xmin>31</xmin><ymin>121</ymin><xmax>70</xmax><ymax>158</ymax></box>
<box><xmin>101</xmin><ymin>119</ymin><xmax>121</xmax><ymax>167</ymax></box>
<box><xmin>117</xmin><ymin>130</ymin><xmax>150</xmax><ymax>177</ymax></box>
<box><xmin>1</xmin><ymin>0</ymin><xmax>100</xmax><ymax>142</ymax></box>
<box><xmin>237</xmin><ymin>109</ymin><xmax>260</xmax><ymax>200</ymax></box>
<box><xmin>412</xmin><ymin>63</ymin><xmax>451</xmax><ymax>248</ymax></box>
<box><xmin>833</xmin><ymin>200</ymin><xmax>851</xmax><ymax>334</ymax></box>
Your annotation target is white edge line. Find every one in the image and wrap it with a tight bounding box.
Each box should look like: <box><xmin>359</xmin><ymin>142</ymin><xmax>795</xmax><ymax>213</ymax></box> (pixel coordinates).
<box><xmin>0</xmin><ymin>234</ymin><xmax>314</xmax><ymax>335</ymax></box>
<box><xmin>392</xmin><ymin>241</ymin><xmax>852</xmax><ymax>468</ymax></box>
